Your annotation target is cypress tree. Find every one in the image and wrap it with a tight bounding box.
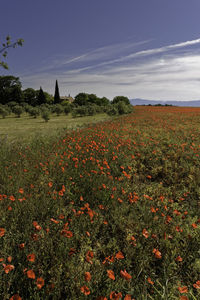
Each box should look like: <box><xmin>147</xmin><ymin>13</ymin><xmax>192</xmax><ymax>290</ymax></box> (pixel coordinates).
<box><xmin>54</xmin><ymin>80</ymin><xmax>61</xmax><ymax>104</ymax></box>
<box><xmin>37</xmin><ymin>87</ymin><xmax>46</xmax><ymax>105</ymax></box>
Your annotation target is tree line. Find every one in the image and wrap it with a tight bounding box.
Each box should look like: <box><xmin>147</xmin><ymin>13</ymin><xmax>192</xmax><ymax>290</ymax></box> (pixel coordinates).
<box><xmin>0</xmin><ymin>76</ymin><xmax>133</xmax><ymax>119</ymax></box>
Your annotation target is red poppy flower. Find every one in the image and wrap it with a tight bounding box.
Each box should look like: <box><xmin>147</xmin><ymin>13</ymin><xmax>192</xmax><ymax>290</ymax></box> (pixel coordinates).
<box><xmin>80</xmin><ymin>285</ymin><xmax>90</xmax><ymax>295</ymax></box>
<box><xmin>115</xmin><ymin>251</ymin><xmax>124</xmax><ymax>259</ymax></box>
<box><xmin>153</xmin><ymin>248</ymin><xmax>162</xmax><ymax>259</ymax></box>
<box><xmin>27</xmin><ymin>269</ymin><xmax>35</xmax><ymax>279</ymax></box>
<box><xmin>9</xmin><ymin>195</ymin><xmax>15</xmax><ymax>201</ymax></box>
<box><xmin>48</xmin><ymin>182</ymin><xmax>53</xmax><ymax>188</ymax></box>
<box><xmin>27</xmin><ymin>253</ymin><xmax>35</xmax><ymax>262</ymax></box>
<box><xmin>107</xmin><ymin>269</ymin><xmax>115</xmax><ymax>280</ymax></box>
<box><xmin>9</xmin><ymin>294</ymin><xmax>22</xmax><ymax>300</ymax></box>
<box><xmin>61</xmin><ymin>230</ymin><xmax>73</xmax><ymax>238</ymax></box>
<box><xmin>84</xmin><ymin>272</ymin><xmax>91</xmax><ymax>281</ymax></box>
<box><xmin>36</xmin><ymin>277</ymin><xmax>44</xmax><ymax>289</ymax></box>
<box><xmin>178</xmin><ymin>286</ymin><xmax>188</xmax><ymax>293</ymax></box>
<box><xmin>7</xmin><ymin>256</ymin><xmax>12</xmax><ymax>263</ymax></box>
<box><xmin>176</xmin><ymin>256</ymin><xmax>183</xmax><ymax>262</ymax></box>
<box><xmin>50</xmin><ymin>218</ymin><xmax>60</xmax><ymax>224</ymax></box>
<box><xmin>3</xmin><ymin>264</ymin><xmax>14</xmax><ymax>273</ymax></box>
<box><xmin>18</xmin><ymin>188</ymin><xmax>24</xmax><ymax>194</ymax></box>
<box><xmin>179</xmin><ymin>296</ymin><xmax>189</xmax><ymax>300</ymax></box>
<box><xmin>142</xmin><ymin>228</ymin><xmax>149</xmax><ymax>238</ymax></box>
<box><xmin>193</xmin><ymin>280</ymin><xmax>200</xmax><ymax>289</ymax></box>
<box><xmin>147</xmin><ymin>277</ymin><xmax>154</xmax><ymax>285</ymax></box>
<box><xmin>109</xmin><ymin>291</ymin><xmax>122</xmax><ymax>299</ymax></box>
<box><xmin>124</xmin><ymin>295</ymin><xmax>134</xmax><ymax>300</ymax></box>
<box><xmin>120</xmin><ymin>269</ymin><xmax>132</xmax><ymax>281</ymax></box>
<box><xmin>86</xmin><ymin>250</ymin><xmax>94</xmax><ymax>264</ymax></box>
<box><xmin>68</xmin><ymin>248</ymin><xmax>76</xmax><ymax>256</ymax></box>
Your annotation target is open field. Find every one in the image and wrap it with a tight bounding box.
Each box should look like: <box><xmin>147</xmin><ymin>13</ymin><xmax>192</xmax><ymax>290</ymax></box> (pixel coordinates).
<box><xmin>0</xmin><ymin>106</ymin><xmax>200</xmax><ymax>299</ymax></box>
<box><xmin>0</xmin><ymin>113</ymin><xmax>111</xmax><ymax>142</ymax></box>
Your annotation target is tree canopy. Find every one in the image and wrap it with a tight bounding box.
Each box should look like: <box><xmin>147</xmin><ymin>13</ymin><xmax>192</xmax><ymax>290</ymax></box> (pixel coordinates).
<box><xmin>112</xmin><ymin>96</ymin><xmax>130</xmax><ymax>105</ymax></box>
<box><xmin>0</xmin><ymin>76</ymin><xmax>23</xmax><ymax>105</ymax></box>
<box><xmin>74</xmin><ymin>93</ymin><xmax>110</xmax><ymax>106</ymax></box>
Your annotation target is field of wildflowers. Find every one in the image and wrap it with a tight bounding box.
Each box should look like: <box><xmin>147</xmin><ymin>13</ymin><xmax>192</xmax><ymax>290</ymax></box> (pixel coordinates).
<box><xmin>0</xmin><ymin>106</ymin><xmax>200</xmax><ymax>299</ymax></box>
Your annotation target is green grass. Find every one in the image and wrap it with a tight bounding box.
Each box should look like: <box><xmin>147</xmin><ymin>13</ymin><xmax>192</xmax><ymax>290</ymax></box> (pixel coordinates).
<box><xmin>0</xmin><ymin>113</ymin><xmax>111</xmax><ymax>142</ymax></box>
<box><xmin>0</xmin><ymin>107</ymin><xmax>200</xmax><ymax>299</ymax></box>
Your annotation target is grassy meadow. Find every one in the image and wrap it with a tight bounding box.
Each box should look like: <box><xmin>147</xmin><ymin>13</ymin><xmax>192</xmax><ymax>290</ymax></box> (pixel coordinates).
<box><xmin>0</xmin><ymin>112</ymin><xmax>111</xmax><ymax>142</ymax></box>
<box><xmin>0</xmin><ymin>106</ymin><xmax>200</xmax><ymax>299</ymax></box>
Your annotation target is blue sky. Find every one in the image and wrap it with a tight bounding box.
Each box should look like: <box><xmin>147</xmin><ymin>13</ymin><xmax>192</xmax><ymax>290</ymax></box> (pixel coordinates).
<box><xmin>1</xmin><ymin>0</ymin><xmax>200</xmax><ymax>100</ymax></box>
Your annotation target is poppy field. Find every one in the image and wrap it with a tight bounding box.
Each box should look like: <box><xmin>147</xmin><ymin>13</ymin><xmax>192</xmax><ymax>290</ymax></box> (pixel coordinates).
<box><xmin>0</xmin><ymin>106</ymin><xmax>200</xmax><ymax>299</ymax></box>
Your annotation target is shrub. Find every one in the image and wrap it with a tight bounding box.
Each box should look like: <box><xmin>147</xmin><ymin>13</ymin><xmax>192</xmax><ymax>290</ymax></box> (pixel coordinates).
<box><xmin>28</xmin><ymin>107</ymin><xmax>40</xmax><ymax>118</ymax></box>
<box><xmin>12</xmin><ymin>105</ymin><xmax>24</xmax><ymax>118</ymax></box>
<box><xmin>53</xmin><ymin>104</ymin><xmax>64</xmax><ymax>116</ymax></box>
<box><xmin>112</xmin><ymin>96</ymin><xmax>130</xmax><ymax>105</ymax></box>
<box><xmin>87</xmin><ymin>105</ymin><xmax>96</xmax><ymax>116</ymax></box>
<box><xmin>106</xmin><ymin>105</ymin><xmax>118</xmax><ymax>116</ymax></box>
<box><xmin>7</xmin><ymin>101</ymin><xmax>18</xmax><ymax>108</ymax></box>
<box><xmin>72</xmin><ymin>106</ymin><xmax>88</xmax><ymax>117</ymax></box>
<box><xmin>41</xmin><ymin>110</ymin><xmax>50</xmax><ymax>122</ymax></box>
<box><xmin>0</xmin><ymin>106</ymin><xmax>9</xmax><ymax>118</ymax></box>
<box><xmin>64</xmin><ymin>104</ymin><xmax>71</xmax><ymax>115</ymax></box>
<box><xmin>22</xmin><ymin>104</ymin><xmax>33</xmax><ymax>113</ymax></box>
<box><xmin>116</xmin><ymin>101</ymin><xmax>133</xmax><ymax>115</ymax></box>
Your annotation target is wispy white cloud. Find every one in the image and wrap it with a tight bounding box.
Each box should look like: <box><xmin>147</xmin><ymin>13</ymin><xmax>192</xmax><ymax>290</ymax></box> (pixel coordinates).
<box><xmin>21</xmin><ymin>38</ymin><xmax>200</xmax><ymax>100</ymax></box>
<box><xmin>66</xmin><ymin>37</ymin><xmax>200</xmax><ymax>72</ymax></box>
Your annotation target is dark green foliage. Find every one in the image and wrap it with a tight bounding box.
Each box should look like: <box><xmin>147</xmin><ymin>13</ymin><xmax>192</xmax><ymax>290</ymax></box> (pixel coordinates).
<box><xmin>7</xmin><ymin>101</ymin><xmax>18</xmax><ymax>108</ymax></box>
<box><xmin>54</xmin><ymin>80</ymin><xmax>61</xmax><ymax>104</ymax></box>
<box><xmin>74</xmin><ymin>93</ymin><xmax>110</xmax><ymax>106</ymax></box>
<box><xmin>88</xmin><ymin>93</ymin><xmax>99</xmax><ymax>104</ymax></box>
<box><xmin>41</xmin><ymin>109</ymin><xmax>50</xmax><ymax>122</ymax></box>
<box><xmin>63</xmin><ymin>104</ymin><xmax>71</xmax><ymax>115</ymax></box>
<box><xmin>112</xmin><ymin>96</ymin><xmax>130</xmax><ymax>105</ymax></box>
<box><xmin>106</xmin><ymin>105</ymin><xmax>119</xmax><ymax>116</ymax></box>
<box><xmin>72</xmin><ymin>106</ymin><xmax>88</xmax><ymax>117</ymax></box>
<box><xmin>74</xmin><ymin>93</ymin><xmax>89</xmax><ymax>106</ymax></box>
<box><xmin>53</xmin><ymin>104</ymin><xmax>64</xmax><ymax>116</ymax></box>
<box><xmin>116</xmin><ymin>101</ymin><xmax>133</xmax><ymax>115</ymax></box>
<box><xmin>37</xmin><ymin>87</ymin><xmax>46</xmax><ymax>106</ymax></box>
<box><xmin>0</xmin><ymin>76</ymin><xmax>23</xmax><ymax>105</ymax></box>
<box><xmin>28</xmin><ymin>107</ymin><xmax>40</xmax><ymax>118</ymax></box>
<box><xmin>12</xmin><ymin>105</ymin><xmax>24</xmax><ymax>117</ymax></box>
<box><xmin>0</xmin><ymin>106</ymin><xmax>9</xmax><ymax>118</ymax></box>
<box><xmin>23</xmin><ymin>88</ymin><xmax>38</xmax><ymax>106</ymax></box>
<box><xmin>87</xmin><ymin>104</ymin><xmax>97</xmax><ymax>115</ymax></box>
<box><xmin>99</xmin><ymin>96</ymin><xmax>110</xmax><ymax>106</ymax></box>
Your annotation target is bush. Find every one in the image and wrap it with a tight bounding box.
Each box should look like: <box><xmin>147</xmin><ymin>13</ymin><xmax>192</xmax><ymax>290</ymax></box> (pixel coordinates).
<box><xmin>41</xmin><ymin>110</ymin><xmax>50</xmax><ymax>122</ymax></box>
<box><xmin>0</xmin><ymin>106</ymin><xmax>9</xmax><ymax>119</ymax></box>
<box><xmin>22</xmin><ymin>104</ymin><xmax>33</xmax><ymax>113</ymax></box>
<box><xmin>7</xmin><ymin>101</ymin><xmax>18</xmax><ymax>108</ymax></box>
<box><xmin>64</xmin><ymin>104</ymin><xmax>71</xmax><ymax>115</ymax></box>
<box><xmin>53</xmin><ymin>104</ymin><xmax>64</xmax><ymax>116</ymax></box>
<box><xmin>106</xmin><ymin>105</ymin><xmax>118</xmax><ymax>116</ymax></box>
<box><xmin>12</xmin><ymin>105</ymin><xmax>24</xmax><ymax>118</ymax></box>
<box><xmin>61</xmin><ymin>100</ymin><xmax>70</xmax><ymax>106</ymax></box>
<box><xmin>112</xmin><ymin>96</ymin><xmax>130</xmax><ymax>105</ymax></box>
<box><xmin>87</xmin><ymin>105</ymin><xmax>96</xmax><ymax>116</ymax></box>
<box><xmin>72</xmin><ymin>106</ymin><xmax>88</xmax><ymax>118</ymax></box>
<box><xmin>116</xmin><ymin>101</ymin><xmax>133</xmax><ymax>115</ymax></box>
<box><xmin>28</xmin><ymin>107</ymin><xmax>40</xmax><ymax>118</ymax></box>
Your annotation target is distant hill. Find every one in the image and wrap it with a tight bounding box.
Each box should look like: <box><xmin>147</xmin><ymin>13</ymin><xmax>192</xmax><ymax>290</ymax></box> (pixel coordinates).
<box><xmin>130</xmin><ymin>98</ymin><xmax>200</xmax><ymax>107</ymax></box>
